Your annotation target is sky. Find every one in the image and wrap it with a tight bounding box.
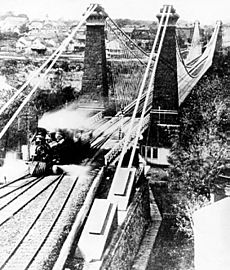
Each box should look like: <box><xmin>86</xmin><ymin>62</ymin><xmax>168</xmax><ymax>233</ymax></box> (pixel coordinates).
<box><xmin>0</xmin><ymin>0</ymin><xmax>230</xmax><ymax>25</ymax></box>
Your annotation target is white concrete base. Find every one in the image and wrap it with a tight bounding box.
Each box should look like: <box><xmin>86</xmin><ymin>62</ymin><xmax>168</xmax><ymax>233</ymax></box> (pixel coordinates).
<box><xmin>145</xmin><ymin>147</ymin><xmax>170</xmax><ymax>166</ymax></box>
<box><xmin>77</xmin><ymin>199</ymin><xmax>118</xmax><ymax>262</ymax></box>
<box><xmin>117</xmin><ymin>210</ymin><xmax>128</xmax><ymax>226</ymax></box>
<box><xmin>83</xmin><ymin>260</ymin><xmax>102</xmax><ymax>270</ymax></box>
<box><xmin>108</xmin><ymin>167</ymin><xmax>136</xmax><ymax>211</ymax></box>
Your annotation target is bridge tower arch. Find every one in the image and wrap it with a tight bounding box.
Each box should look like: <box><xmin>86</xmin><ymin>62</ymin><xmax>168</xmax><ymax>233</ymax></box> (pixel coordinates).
<box><xmin>79</xmin><ymin>5</ymin><xmax>109</xmax><ymax>109</ymax></box>
<box><xmin>142</xmin><ymin>5</ymin><xmax>180</xmax><ymax>165</ymax></box>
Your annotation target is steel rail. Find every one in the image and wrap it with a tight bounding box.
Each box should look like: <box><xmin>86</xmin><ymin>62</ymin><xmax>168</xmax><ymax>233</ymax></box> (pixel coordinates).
<box><xmin>24</xmin><ymin>176</ymin><xmax>79</xmax><ymax>270</ymax></box>
<box><xmin>0</xmin><ymin>176</ymin><xmax>45</xmax><ymax>211</ymax></box>
<box><xmin>0</xmin><ymin>173</ymin><xmax>65</xmax><ymax>227</ymax></box>
<box><xmin>0</xmin><ymin>174</ymin><xmax>30</xmax><ymax>190</ymax></box>
<box><xmin>0</xmin><ymin>174</ymin><xmax>65</xmax><ymax>269</ymax></box>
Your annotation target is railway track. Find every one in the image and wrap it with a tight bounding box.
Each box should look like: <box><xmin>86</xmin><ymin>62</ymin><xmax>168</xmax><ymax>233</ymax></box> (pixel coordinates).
<box><xmin>0</xmin><ymin>176</ymin><xmax>43</xmax><ymax>213</ymax></box>
<box><xmin>0</xmin><ymin>97</ymin><xmax>150</xmax><ymax>269</ymax></box>
<box><xmin>0</xmin><ymin>165</ymin><xmax>101</xmax><ymax>270</ymax></box>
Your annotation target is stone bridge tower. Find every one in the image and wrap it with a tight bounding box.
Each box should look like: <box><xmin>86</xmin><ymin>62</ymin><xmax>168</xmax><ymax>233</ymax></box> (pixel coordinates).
<box><xmin>79</xmin><ymin>5</ymin><xmax>108</xmax><ymax>109</ymax></box>
<box><xmin>142</xmin><ymin>5</ymin><xmax>180</xmax><ymax>165</ymax></box>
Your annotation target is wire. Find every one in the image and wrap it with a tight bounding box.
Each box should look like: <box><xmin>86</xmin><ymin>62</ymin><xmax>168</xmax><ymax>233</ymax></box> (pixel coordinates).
<box><xmin>128</xmin><ymin>5</ymin><xmax>172</xmax><ymax>168</ymax></box>
<box><xmin>105</xmin><ymin>20</ymin><xmax>147</xmax><ymax>65</ymax></box>
<box><xmin>0</xmin><ymin>3</ymin><xmax>98</xmax><ymax>141</ymax></box>
<box><xmin>106</xmin><ymin>20</ymin><xmax>149</xmax><ymax>111</ymax></box>
<box><xmin>107</xmin><ymin>17</ymin><xmax>150</xmax><ymax>58</ymax></box>
<box><xmin>112</xmin><ymin>5</ymin><xmax>169</xmax><ymax>174</ymax></box>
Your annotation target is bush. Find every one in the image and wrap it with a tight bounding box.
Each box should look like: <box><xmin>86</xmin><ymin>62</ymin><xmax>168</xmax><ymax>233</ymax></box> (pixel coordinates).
<box><xmin>168</xmin><ymin>65</ymin><xmax>228</xmax><ymax>237</ymax></box>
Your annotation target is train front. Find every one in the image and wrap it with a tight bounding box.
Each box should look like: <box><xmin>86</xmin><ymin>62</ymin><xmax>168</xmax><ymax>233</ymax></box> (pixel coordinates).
<box><xmin>28</xmin><ymin>127</ymin><xmax>92</xmax><ymax>176</ymax></box>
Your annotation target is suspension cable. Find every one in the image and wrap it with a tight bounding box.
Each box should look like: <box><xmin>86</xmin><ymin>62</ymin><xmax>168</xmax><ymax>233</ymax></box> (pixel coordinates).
<box><xmin>177</xmin><ymin>21</ymin><xmax>221</xmax><ymax>81</ymax></box>
<box><xmin>107</xmin><ymin>17</ymin><xmax>150</xmax><ymax>58</ymax></box>
<box><xmin>0</xmin><ymin>4</ymin><xmax>96</xmax><ymax>117</ymax></box>
<box><xmin>106</xmin><ymin>19</ymin><xmax>150</xmax><ymax>111</ymax></box>
<box><xmin>114</xmin><ymin>19</ymin><xmax>220</xmax><ymax>120</ymax></box>
<box><xmin>178</xmin><ymin>21</ymin><xmax>221</xmax><ymax>104</ymax></box>
<box><xmin>106</xmin><ymin>20</ymin><xmax>147</xmax><ymax>65</ymax></box>
<box><xmin>129</xmin><ymin>12</ymin><xmax>219</xmax><ymax>162</ymax></box>
<box><xmin>113</xmin><ymin>5</ymin><xmax>168</xmax><ymax>175</ymax></box>
<box><xmin>0</xmin><ymin>3</ymin><xmax>97</xmax><ymax>141</ymax></box>
<box><xmin>128</xmin><ymin>5</ymin><xmax>172</xmax><ymax>168</ymax></box>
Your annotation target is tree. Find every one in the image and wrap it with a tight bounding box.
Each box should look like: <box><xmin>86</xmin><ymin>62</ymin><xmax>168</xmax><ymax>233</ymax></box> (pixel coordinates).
<box><xmin>167</xmin><ymin>71</ymin><xmax>228</xmax><ymax>237</ymax></box>
<box><xmin>115</xmin><ymin>19</ymin><xmax>132</xmax><ymax>28</ymax></box>
<box><xmin>19</xmin><ymin>23</ymin><xmax>29</xmax><ymax>34</ymax></box>
<box><xmin>0</xmin><ymin>92</ymin><xmax>35</xmax><ymax>156</ymax></box>
<box><xmin>1</xmin><ymin>60</ymin><xmax>18</xmax><ymax>76</ymax></box>
<box><xmin>0</xmin><ymin>63</ymin><xmax>76</xmax><ymax>155</ymax></box>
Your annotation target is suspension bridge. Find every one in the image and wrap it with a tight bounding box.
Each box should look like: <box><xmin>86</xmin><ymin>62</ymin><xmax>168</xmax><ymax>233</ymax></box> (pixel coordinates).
<box><xmin>0</xmin><ymin>3</ymin><xmax>222</xmax><ymax>270</ymax></box>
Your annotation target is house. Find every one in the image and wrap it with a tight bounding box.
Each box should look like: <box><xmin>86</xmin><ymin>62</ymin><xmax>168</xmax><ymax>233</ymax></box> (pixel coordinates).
<box><xmin>16</xmin><ymin>36</ymin><xmax>31</xmax><ymax>52</ymax></box>
<box><xmin>0</xmin><ymin>16</ymin><xmax>28</xmax><ymax>33</ymax></box>
<box><xmin>16</xmin><ymin>36</ymin><xmax>48</xmax><ymax>55</ymax></box>
<box><xmin>41</xmin><ymin>18</ymin><xmax>58</xmax><ymax>38</ymax></box>
<box><xmin>121</xmin><ymin>26</ymin><xmax>135</xmax><ymax>37</ymax></box>
<box><xmin>16</xmin><ymin>31</ymin><xmax>58</xmax><ymax>54</ymax></box>
<box><xmin>28</xmin><ymin>19</ymin><xmax>62</xmax><ymax>49</ymax></box>
<box><xmin>68</xmin><ymin>25</ymin><xmax>86</xmax><ymax>52</ymax></box>
<box><xmin>31</xmin><ymin>38</ymin><xmax>47</xmax><ymax>54</ymax></box>
<box><xmin>131</xmin><ymin>26</ymin><xmax>152</xmax><ymax>51</ymax></box>
<box><xmin>106</xmin><ymin>39</ymin><xmax>123</xmax><ymax>58</ymax></box>
<box><xmin>28</xmin><ymin>20</ymin><xmax>44</xmax><ymax>34</ymax></box>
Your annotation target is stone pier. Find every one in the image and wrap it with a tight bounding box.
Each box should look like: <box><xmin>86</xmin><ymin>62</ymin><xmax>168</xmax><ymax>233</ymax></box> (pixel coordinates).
<box><xmin>80</xmin><ymin>5</ymin><xmax>108</xmax><ymax>109</ymax></box>
<box><xmin>142</xmin><ymin>5</ymin><xmax>180</xmax><ymax>165</ymax></box>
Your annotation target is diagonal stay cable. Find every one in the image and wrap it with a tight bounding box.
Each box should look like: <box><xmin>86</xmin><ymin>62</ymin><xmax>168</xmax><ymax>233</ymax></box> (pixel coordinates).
<box><xmin>0</xmin><ymin>3</ymin><xmax>97</xmax><ymax>141</ymax></box>
<box><xmin>128</xmin><ymin>5</ymin><xmax>172</xmax><ymax>168</ymax></box>
<box><xmin>112</xmin><ymin>5</ymin><xmax>168</xmax><ymax>176</ymax></box>
<box><xmin>0</xmin><ymin>49</ymin><xmax>60</xmax><ymax>117</ymax></box>
<box><xmin>0</xmin><ymin>3</ymin><xmax>97</xmax><ymax>118</ymax></box>
<box><xmin>107</xmin><ymin>17</ymin><xmax>150</xmax><ymax>58</ymax></box>
<box><xmin>106</xmin><ymin>19</ymin><xmax>148</xmax><ymax>65</ymax></box>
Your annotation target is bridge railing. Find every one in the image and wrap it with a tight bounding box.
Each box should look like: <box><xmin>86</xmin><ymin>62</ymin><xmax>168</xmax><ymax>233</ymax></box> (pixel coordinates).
<box><xmin>104</xmin><ymin>114</ymin><xmax>150</xmax><ymax>166</ymax></box>
<box><xmin>88</xmin><ymin>111</ymin><xmax>103</xmax><ymax>126</ymax></box>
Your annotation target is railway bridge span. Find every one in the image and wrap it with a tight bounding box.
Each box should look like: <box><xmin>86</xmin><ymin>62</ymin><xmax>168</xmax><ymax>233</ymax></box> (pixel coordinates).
<box><xmin>0</xmin><ymin>3</ymin><xmax>222</xmax><ymax>270</ymax></box>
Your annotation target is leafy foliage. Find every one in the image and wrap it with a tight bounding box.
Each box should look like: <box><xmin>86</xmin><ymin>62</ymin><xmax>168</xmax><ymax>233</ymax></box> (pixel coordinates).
<box><xmin>0</xmin><ymin>60</ymin><xmax>18</xmax><ymax>75</ymax></box>
<box><xmin>114</xmin><ymin>18</ymin><xmax>153</xmax><ymax>28</ymax></box>
<box><xmin>31</xmin><ymin>85</ymin><xmax>75</xmax><ymax>114</ymax></box>
<box><xmin>19</xmin><ymin>23</ymin><xmax>29</xmax><ymax>34</ymax></box>
<box><xmin>168</xmin><ymin>70</ymin><xmax>228</xmax><ymax>237</ymax></box>
<box><xmin>0</xmin><ymin>62</ymin><xmax>76</xmax><ymax>156</ymax></box>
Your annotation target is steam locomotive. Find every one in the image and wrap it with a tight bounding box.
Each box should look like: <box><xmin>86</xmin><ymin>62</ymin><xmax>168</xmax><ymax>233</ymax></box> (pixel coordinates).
<box><xmin>29</xmin><ymin>127</ymin><xmax>92</xmax><ymax>175</ymax></box>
